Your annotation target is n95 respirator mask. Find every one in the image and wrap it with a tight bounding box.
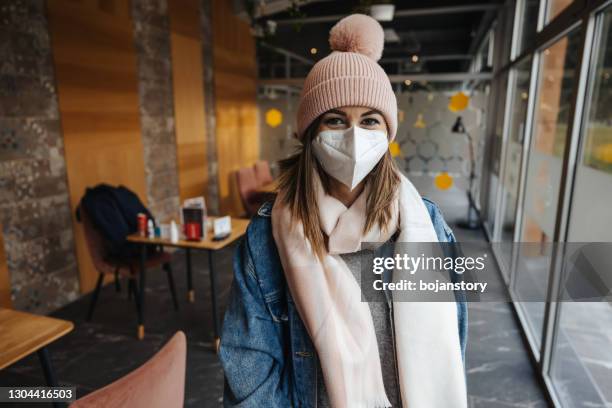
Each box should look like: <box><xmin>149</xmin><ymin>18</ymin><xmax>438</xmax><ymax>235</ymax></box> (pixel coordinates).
<box><xmin>312</xmin><ymin>126</ymin><xmax>389</xmax><ymax>190</ymax></box>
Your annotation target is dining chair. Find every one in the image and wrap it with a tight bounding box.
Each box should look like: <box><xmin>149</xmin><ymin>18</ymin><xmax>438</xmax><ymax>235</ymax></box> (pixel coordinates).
<box><xmin>77</xmin><ymin>205</ymin><xmax>179</xmax><ymax>340</ymax></box>
<box><xmin>70</xmin><ymin>331</ymin><xmax>186</xmax><ymax>408</ymax></box>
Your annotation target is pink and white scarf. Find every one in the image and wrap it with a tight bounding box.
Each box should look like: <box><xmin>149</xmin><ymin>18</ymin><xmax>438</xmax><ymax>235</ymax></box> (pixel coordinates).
<box><xmin>271</xmin><ymin>171</ymin><xmax>467</xmax><ymax>408</ymax></box>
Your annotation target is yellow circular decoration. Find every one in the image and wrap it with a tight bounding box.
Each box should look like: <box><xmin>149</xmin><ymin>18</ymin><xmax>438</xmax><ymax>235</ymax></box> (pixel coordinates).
<box><xmin>594</xmin><ymin>143</ymin><xmax>612</xmax><ymax>163</ymax></box>
<box><xmin>448</xmin><ymin>92</ymin><xmax>469</xmax><ymax>112</ymax></box>
<box><xmin>434</xmin><ymin>172</ymin><xmax>453</xmax><ymax>190</ymax></box>
<box><xmin>389</xmin><ymin>141</ymin><xmax>401</xmax><ymax>158</ymax></box>
<box><xmin>265</xmin><ymin>108</ymin><xmax>283</xmax><ymax>128</ymax></box>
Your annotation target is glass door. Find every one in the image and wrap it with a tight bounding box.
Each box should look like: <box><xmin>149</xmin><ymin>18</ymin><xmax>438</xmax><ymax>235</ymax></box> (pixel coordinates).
<box><xmin>485</xmin><ymin>73</ymin><xmax>509</xmax><ymax>236</ymax></box>
<box><xmin>497</xmin><ymin>57</ymin><xmax>533</xmax><ymax>276</ymax></box>
<box><xmin>550</xmin><ymin>7</ymin><xmax>612</xmax><ymax>407</ymax></box>
<box><xmin>513</xmin><ymin>29</ymin><xmax>581</xmax><ymax>354</ymax></box>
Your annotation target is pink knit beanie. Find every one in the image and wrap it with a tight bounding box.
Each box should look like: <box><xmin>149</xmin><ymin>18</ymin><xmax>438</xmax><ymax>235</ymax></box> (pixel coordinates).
<box><xmin>297</xmin><ymin>14</ymin><xmax>398</xmax><ymax>140</ymax></box>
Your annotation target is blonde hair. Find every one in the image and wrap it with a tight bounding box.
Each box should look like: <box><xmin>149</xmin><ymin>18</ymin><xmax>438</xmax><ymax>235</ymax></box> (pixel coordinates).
<box><xmin>277</xmin><ymin>116</ymin><xmax>400</xmax><ymax>258</ymax></box>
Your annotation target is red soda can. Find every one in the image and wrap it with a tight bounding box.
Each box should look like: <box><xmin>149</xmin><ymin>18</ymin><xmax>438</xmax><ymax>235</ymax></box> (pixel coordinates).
<box><xmin>137</xmin><ymin>213</ymin><xmax>147</xmax><ymax>237</ymax></box>
<box><xmin>185</xmin><ymin>222</ymin><xmax>201</xmax><ymax>241</ymax></box>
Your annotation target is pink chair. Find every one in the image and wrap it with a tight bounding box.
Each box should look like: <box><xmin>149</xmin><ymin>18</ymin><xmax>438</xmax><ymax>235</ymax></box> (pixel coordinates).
<box><xmin>254</xmin><ymin>160</ymin><xmax>273</xmax><ymax>186</ymax></box>
<box><xmin>77</xmin><ymin>205</ymin><xmax>178</xmax><ymax>340</ymax></box>
<box><xmin>70</xmin><ymin>331</ymin><xmax>187</xmax><ymax>408</ymax></box>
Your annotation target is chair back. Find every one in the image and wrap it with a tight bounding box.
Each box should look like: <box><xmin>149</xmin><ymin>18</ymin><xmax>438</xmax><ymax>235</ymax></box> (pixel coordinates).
<box><xmin>254</xmin><ymin>160</ymin><xmax>273</xmax><ymax>186</ymax></box>
<box><xmin>236</xmin><ymin>167</ymin><xmax>259</xmax><ymax>215</ymax></box>
<box><xmin>77</xmin><ymin>205</ymin><xmax>116</xmax><ymax>275</ymax></box>
<box><xmin>71</xmin><ymin>331</ymin><xmax>187</xmax><ymax>408</ymax></box>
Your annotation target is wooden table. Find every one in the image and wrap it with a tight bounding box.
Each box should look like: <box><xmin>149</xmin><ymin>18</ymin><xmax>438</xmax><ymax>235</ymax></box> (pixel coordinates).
<box><xmin>255</xmin><ymin>179</ymin><xmax>278</xmax><ymax>194</ymax></box>
<box><xmin>127</xmin><ymin>217</ymin><xmax>249</xmax><ymax>348</ymax></box>
<box><xmin>0</xmin><ymin>308</ymin><xmax>74</xmax><ymax>407</ymax></box>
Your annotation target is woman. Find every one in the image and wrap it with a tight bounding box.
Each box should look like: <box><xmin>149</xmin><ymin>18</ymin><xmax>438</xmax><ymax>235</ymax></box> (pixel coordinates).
<box><xmin>220</xmin><ymin>14</ymin><xmax>467</xmax><ymax>408</ymax></box>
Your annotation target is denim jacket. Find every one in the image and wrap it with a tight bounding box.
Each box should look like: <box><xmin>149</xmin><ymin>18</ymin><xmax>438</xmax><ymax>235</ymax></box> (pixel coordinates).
<box><xmin>219</xmin><ymin>198</ymin><xmax>468</xmax><ymax>407</ymax></box>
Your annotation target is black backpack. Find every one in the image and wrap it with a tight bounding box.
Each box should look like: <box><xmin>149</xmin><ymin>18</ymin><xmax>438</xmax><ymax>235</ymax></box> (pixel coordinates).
<box><xmin>77</xmin><ymin>184</ymin><xmax>159</xmax><ymax>261</ymax></box>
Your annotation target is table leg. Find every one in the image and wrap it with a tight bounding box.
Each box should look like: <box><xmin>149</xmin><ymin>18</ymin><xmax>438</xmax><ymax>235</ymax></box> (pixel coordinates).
<box><xmin>186</xmin><ymin>248</ymin><xmax>194</xmax><ymax>302</ymax></box>
<box><xmin>208</xmin><ymin>249</ymin><xmax>220</xmax><ymax>352</ymax></box>
<box><xmin>37</xmin><ymin>347</ymin><xmax>63</xmax><ymax>408</ymax></box>
<box><xmin>138</xmin><ymin>245</ymin><xmax>146</xmax><ymax>340</ymax></box>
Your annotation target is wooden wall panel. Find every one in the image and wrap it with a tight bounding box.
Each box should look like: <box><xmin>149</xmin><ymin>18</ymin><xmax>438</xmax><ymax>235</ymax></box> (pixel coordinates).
<box><xmin>169</xmin><ymin>0</ymin><xmax>208</xmax><ymax>202</ymax></box>
<box><xmin>0</xmin><ymin>226</ymin><xmax>12</xmax><ymax>308</ymax></box>
<box><xmin>212</xmin><ymin>0</ymin><xmax>259</xmax><ymax>216</ymax></box>
<box><xmin>48</xmin><ymin>0</ymin><xmax>147</xmax><ymax>293</ymax></box>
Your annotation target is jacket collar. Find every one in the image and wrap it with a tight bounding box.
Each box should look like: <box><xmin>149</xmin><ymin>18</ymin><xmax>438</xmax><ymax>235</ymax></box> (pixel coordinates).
<box><xmin>257</xmin><ymin>201</ymin><xmax>273</xmax><ymax>217</ymax></box>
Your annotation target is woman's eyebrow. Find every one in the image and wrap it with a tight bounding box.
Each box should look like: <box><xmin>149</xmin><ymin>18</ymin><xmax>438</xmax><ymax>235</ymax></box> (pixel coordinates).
<box><xmin>361</xmin><ymin>109</ymin><xmax>382</xmax><ymax>117</ymax></box>
<box><xmin>326</xmin><ymin>109</ymin><xmax>347</xmax><ymax>116</ymax></box>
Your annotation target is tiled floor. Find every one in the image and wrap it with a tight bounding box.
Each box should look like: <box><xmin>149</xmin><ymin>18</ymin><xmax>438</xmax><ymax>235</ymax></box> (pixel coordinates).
<box><xmin>0</xmin><ymin>225</ymin><xmax>551</xmax><ymax>407</ymax></box>
<box><xmin>503</xmin><ymin>252</ymin><xmax>612</xmax><ymax>407</ymax></box>
<box><xmin>552</xmin><ymin>302</ymin><xmax>612</xmax><ymax>407</ymax></box>
<box><xmin>453</xmin><ymin>225</ymin><xmax>551</xmax><ymax>408</ymax></box>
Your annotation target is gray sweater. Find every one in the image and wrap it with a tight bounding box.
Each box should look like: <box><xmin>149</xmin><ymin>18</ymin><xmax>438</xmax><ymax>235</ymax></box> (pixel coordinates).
<box><xmin>316</xmin><ymin>244</ymin><xmax>401</xmax><ymax>407</ymax></box>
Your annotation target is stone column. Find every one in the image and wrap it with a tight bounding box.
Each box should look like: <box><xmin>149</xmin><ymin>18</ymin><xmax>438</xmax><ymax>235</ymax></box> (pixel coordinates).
<box><xmin>200</xmin><ymin>0</ymin><xmax>220</xmax><ymax>215</ymax></box>
<box><xmin>0</xmin><ymin>0</ymin><xmax>78</xmax><ymax>312</ymax></box>
<box><xmin>131</xmin><ymin>0</ymin><xmax>181</xmax><ymax>222</ymax></box>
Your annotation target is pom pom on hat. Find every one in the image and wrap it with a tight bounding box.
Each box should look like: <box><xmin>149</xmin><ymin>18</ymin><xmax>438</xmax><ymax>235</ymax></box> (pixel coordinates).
<box><xmin>329</xmin><ymin>14</ymin><xmax>384</xmax><ymax>61</ymax></box>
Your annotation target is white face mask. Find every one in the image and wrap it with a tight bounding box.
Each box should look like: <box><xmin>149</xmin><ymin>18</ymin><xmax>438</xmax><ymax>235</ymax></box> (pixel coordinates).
<box><xmin>312</xmin><ymin>126</ymin><xmax>389</xmax><ymax>191</ymax></box>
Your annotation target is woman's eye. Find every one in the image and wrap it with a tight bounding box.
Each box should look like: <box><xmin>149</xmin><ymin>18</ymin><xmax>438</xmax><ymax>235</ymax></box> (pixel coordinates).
<box><xmin>324</xmin><ymin>117</ymin><xmax>345</xmax><ymax>126</ymax></box>
<box><xmin>361</xmin><ymin>117</ymin><xmax>380</xmax><ymax>126</ymax></box>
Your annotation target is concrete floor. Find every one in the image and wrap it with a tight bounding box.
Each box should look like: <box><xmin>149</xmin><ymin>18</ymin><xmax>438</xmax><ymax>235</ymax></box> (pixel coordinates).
<box><xmin>0</xmin><ymin>222</ymin><xmax>551</xmax><ymax>407</ymax></box>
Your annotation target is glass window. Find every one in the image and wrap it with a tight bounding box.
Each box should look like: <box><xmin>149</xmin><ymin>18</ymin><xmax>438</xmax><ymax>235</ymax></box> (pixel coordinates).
<box><xmin>551</xmin><ymin>8</ymin><xmax>612</xmax><ymax>407</ymax></box>
<box><xmin>492</xmin><ymin>75</ymin><xmax>508</xmax><ymax>176</ymax></box>
<box><xmin>476</xmin><ymin>30</ymin><xmax>493</xmax><ymax>72</ymax></box>
<box><xmin>485</xmin><ymin>73</ymin><xmax>509</xmax><ymax>232</ymax></box>
<box><xmin>517</xmin><ymin>0</ymin><xmax>540</xmax><ymax>55</ymax></box>
<box><xmin>492</xmin><ymin>3</ymin><xmax>515</xmax><ymax>68</ymax></box>
<box><xmin>547</xmin><ymin>0</ymin><xmax>573</xmax><ymax>22</ymax></box>
<box><xmin>497</xmin><ymin>57</ymin><xmax>532</xmax><ymax>275</ymax></box>
<box><xmin>582</xmin><ymin>15</ymin><xmax>612</xmax><ymax>175</ymax></box>
<box><xmin>479</xmin><ymin>37</ymin><xmax>490</xmax><ymax>71</ymax></box>
<box><xmin>513</xmin><ymin>29</ymin><xmax>581</xmax><ymax>352</ymax></box>
<box><xmin>500</xmin><ymin>4</ymin><xmax>515</xmax><ymax>65</ymax></box>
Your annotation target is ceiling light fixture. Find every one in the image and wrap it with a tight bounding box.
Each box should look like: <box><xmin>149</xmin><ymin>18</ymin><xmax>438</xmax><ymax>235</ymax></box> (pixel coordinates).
<box><xmin>310</xmin><ymin>48</ymin><xmax>318</xmax><ymax>55</ymax></box>
<box><xmin>404</xmin><ymin>79</ymin><xmax>412</xmax><ymax>86</ymax></box>
<box><xmin>411</xmin><ymin>54</ymin><xmax>419</xmax><ymax>63</ymax></box>
<box><xmin>370</xmin><ymin>4</ymin><xmax>395</xmax><ymax>21</ymax></box>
